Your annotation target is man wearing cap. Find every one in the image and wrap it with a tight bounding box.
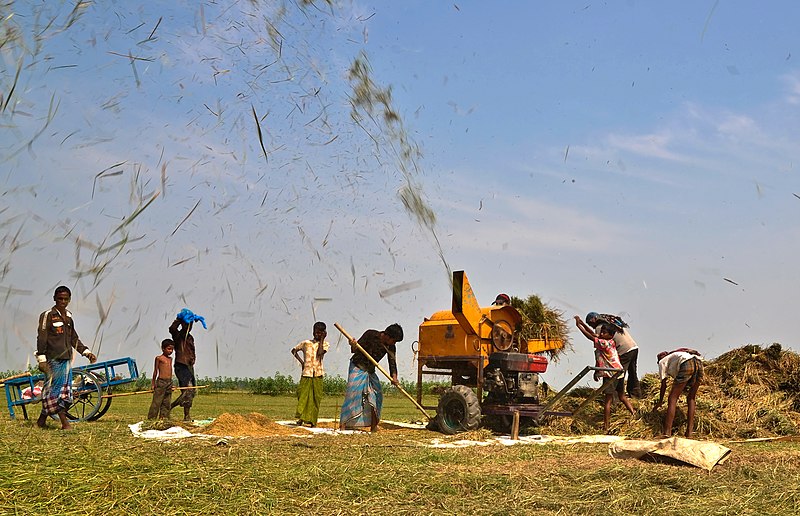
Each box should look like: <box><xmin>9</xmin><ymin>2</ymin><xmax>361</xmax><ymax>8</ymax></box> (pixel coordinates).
<box><xmin>493</xmin><ymin>293</ymin><xmax>511</xmax><ymax>307</ymax></box>
<box><xmin>339</xmin><ymin>323</ymin><xmax>403</xmax><ymax>432</ymax></box>
<box><xmin>36</xmin><ymin>285</ymin><xmax>97</xmax><ymax>430</ymax></box>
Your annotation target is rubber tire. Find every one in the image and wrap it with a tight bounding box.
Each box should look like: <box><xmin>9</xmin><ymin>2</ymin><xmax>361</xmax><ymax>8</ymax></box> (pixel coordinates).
<box><xmin>435</xmin><ymin>385</ymin><xmax>481</xmax><ymax>435</ymax></box>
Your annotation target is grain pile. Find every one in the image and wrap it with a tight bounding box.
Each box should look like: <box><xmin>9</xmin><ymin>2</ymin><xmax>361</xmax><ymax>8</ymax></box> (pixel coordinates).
<box><xmin>201</xmin><ymin>413</ymin><xmax>301</xmax><ymax>437</ymax></box>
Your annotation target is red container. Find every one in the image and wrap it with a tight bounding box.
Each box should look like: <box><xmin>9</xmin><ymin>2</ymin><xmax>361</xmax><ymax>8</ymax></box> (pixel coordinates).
<box><xmin>488</xmin><ymin>352</ymin><xmax>548</xmax><ymax>373</ymax></box>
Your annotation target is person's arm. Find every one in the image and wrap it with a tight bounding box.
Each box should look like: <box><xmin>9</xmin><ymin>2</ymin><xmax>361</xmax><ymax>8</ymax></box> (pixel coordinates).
<box><xmin>36</xmin><ymin>311</ymin><xmax>50</xmax><ymax>374</ymax></box>
<box><xmin>353</xmin><ymin>331</ymin><xmax>370</xmax><ymax>353</ymax></box>
<box><xmin>317</xmin><ymin>340</ymin><xmax>329</xmax><ymax>360</ymax></box>
<box><xmin>291</xmin><ymin>342</ymin><xmax>305</xmax><ymax>367</ymax></box>
<box><xmin>654</xmin><ymin>378</ymin><xmax>668</xmax><ymax>409</ymax></box>
<box><xmin>388</xmin><ymin>344</ymin><xmax>399</xmax><ymax>385</ymax></box>
<box><xmin>169</xmin><ymin>319</ymin><xmax>181</xmax><ymax>340</ymax></box>
<box><xmin>573</xmin><ymin>316</ymin><xmax>597</xmax><ymax>341</ymax></box>
<box><xmin>152</xmin><ymin>357</ymin><xmax>160</xmax><ymax>389</ymax></box>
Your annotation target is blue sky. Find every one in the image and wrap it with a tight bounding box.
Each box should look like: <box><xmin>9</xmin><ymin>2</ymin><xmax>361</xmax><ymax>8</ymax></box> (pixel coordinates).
<box><xmin>1</xmin><ymin>1</ymin><xmax>799</xmax><ymax>390</ymax></box>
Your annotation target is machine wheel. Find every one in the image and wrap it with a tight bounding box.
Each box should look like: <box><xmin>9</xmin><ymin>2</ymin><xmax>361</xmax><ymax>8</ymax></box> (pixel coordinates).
<box><xmin>49</xmin><ymin>370</ymin><xmax>103</xmax><ymax>422</ymax></box>
<box><xmin>435</xmin><ymin>385</ymin><xmax>481</xmax><ymax>434</ymax></box>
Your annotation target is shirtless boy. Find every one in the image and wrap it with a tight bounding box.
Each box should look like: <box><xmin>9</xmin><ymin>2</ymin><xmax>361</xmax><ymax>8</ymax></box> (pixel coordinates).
<box><xmin>147</xmin><ymin>339</ymin><xmax>174</xmax><ymax>419</ymax></box>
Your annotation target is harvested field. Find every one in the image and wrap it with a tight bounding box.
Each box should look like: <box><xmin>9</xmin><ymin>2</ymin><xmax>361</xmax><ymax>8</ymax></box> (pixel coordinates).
<box><xmin>4</xmin><ymin>388</ymin><xmax>800</xmax><ymax>514</ymax></box>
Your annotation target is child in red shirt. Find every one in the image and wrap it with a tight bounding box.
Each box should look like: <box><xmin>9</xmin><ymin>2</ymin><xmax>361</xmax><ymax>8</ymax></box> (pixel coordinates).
<box><xmin>575</xmin><ymin>315</ymin><xmax>635</xmax><ymax>432</ymax></box>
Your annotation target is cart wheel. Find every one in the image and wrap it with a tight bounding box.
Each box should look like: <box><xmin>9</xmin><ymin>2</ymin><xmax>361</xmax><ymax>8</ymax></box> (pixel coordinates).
<box><xmin>435</xmin><ymin>385</ymin><xmax>481</xmax><ymax>435</ymax></box>
<box><xmin>89</xmin><ymin>386</ymin><xmax>113</xmax><ymax>421</ymax></box>
<box><xmin>49</xmin><ymin>370</ymin><xmax>103</xmax><ymax>422</ymax></box>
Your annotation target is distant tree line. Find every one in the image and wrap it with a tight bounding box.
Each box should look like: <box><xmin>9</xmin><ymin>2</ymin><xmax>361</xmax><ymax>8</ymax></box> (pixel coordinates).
<box><xmin>119</xmin><ymin>372</ymin><xmax>447</xmax><ymax>396</ymax></box>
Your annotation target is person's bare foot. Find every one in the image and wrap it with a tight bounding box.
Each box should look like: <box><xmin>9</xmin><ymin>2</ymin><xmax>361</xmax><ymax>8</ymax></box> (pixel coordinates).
<box><xmin>60</xmin><ymin>424</ymin><xmax>73</xmax><ymax>431</ymax></box>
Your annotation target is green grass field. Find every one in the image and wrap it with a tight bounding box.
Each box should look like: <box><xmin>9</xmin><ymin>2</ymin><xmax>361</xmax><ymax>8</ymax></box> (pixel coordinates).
<box><xmin>1</xmin><ymin>392</ymin><xmax>799</xmax><ymax>515</ymax></box>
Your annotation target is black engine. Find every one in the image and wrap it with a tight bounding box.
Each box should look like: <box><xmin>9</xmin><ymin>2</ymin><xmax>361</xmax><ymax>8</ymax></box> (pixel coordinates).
<box><xmin>483</xmin><ymin>352</ymin><xmax>545</xmax><ymax>403</ymax></box>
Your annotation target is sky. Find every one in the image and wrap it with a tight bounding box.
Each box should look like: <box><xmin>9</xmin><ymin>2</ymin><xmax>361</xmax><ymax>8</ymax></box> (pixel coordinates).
<box><xmin>1</xmin><ymin>1</ymin><xmax>799</xmax><ymax>391</ymax></box>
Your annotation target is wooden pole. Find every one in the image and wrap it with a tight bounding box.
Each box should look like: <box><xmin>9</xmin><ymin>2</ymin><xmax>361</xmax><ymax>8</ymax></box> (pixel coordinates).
<box><xmin>334</xmin><ymin>322</ymin><xmax>431</xmax><ymax>421</ymax></box>
<box><xmin>100</xmin><ymin>385</ymin><xmax>208</xmax><ymax>399</ymax></box>
<box><xmin>511</xmin><ymin>410</ymin><xmax>520</xmax><ymax>440</ymax></box>
<box><xmin>0</xmin><ymin>371</ymin><xmax>32</xmax><ymax>386</ymax></box>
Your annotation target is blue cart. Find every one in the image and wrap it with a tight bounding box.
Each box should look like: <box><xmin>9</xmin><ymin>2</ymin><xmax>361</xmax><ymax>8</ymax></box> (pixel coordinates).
<box><xmin>3</xmin><ymin>357</ymin><xmax>139</xmax><ymax>422</ymax></box>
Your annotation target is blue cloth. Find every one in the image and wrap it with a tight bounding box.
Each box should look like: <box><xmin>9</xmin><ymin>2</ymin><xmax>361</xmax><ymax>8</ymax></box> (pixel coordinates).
<box><xmin>586</xmin><ymin>312</ymin><xmax>628</xmax><ymax>332</ymax></box>
<box><xmin>177</xmin><ymin>308</ymin><xmax>207</xmax><ymax>329</ymax></box>
<box><xmin>40</xmin><ymin>359</ymin><xmax>72</xmax><ymax>416</ymax></box>
<box><xmin>339</xmin><ymin>359</ymin><xmax>382</xmax><ymax>429</ymax></box>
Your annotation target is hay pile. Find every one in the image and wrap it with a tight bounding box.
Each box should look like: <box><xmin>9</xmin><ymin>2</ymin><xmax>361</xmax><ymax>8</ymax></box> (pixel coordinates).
<box><xmin>537</xmin><ymin>343</ymin><xmax>800</xmax><ymax>440</ymax></box>
<box><xmin>201</xmin><ymin>413</ymin><xmax>302</xmax><ymax>437</ymax></box>
<box><xmin>699</xmin><ymin>343</ymin><xmax>800</xmax><ymax>438</ymax></box>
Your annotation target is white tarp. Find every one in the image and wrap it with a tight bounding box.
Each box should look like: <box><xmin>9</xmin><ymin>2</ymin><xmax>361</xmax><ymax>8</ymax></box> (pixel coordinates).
<box><xmin>608</xmin><ymin>436</ymin><xmax>732</xmax><ymax>471</ymax></box>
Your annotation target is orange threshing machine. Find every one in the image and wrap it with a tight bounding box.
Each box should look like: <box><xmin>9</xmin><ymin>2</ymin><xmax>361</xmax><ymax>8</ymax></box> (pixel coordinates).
<box><xmin>416</xmin><ymin>271</ymin><xmax>621</xmax><ymax>434</ymax></box>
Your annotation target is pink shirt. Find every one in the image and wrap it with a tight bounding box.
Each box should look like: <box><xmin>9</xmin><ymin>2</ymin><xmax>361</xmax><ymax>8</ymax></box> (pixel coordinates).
<box><xmin>594</xmin><ymin>337</ymin><xmax>622</xmax><ymax>380</ymax></box>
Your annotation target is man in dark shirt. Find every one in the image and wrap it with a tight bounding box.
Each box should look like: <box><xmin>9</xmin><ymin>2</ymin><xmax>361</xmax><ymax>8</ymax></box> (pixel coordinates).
<box><xmin>339</xmin><ymin>323</ymin><xmax>403</xmax><ymax>432</ymax></box>
<box><xmin>168</xmin><ymin>316</ymin><xmax>197</xmax><ymax>421</ymax></box>
<box><xmin>35</xmin><ymin>285</ymin><xmax>97</xmax><ymax>430</ymax></box>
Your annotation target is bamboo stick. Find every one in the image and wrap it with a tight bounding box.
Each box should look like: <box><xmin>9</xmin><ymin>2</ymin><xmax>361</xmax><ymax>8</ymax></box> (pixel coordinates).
<box><xmin>100</xmin><ymin>384</ymin><xmax>208</xmax><ymax>399</ymax></box>
<box><xmin>0</xmin><ymin>371</ymin><xmax>32</xmax><ymax>386</ymax></box>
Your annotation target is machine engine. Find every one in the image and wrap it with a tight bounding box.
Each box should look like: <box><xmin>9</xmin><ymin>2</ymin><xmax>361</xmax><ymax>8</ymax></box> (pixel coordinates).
<box><xmin>484</xmin><ymin>351</ymin><xmax>547</xmax><ymax>403</ymax></box>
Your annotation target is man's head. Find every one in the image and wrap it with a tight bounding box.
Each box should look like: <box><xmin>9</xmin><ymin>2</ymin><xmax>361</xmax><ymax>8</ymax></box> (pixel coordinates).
<box><xmin>313</xmin><ymin>321</ymin><xmax>327</xmax><ymax>341</ymax></box>
<box><xmin>493</xmin><ymin>293</ymin><xmax>511</xmax><ymax>306</ymax></box>
<box><xmin>383</xmin><ymin>323</ymin><xmax>403</xmax><ymax>344</ymax></box>
<box><xmin>585</xmin><ymin>312</ymin><xmax>599</xmax><ymax>327</ymax></box>
<box><xmin>161</xmin><ymin>339</ymin><xmax>175</xmax><ymax>355</ymax></box>
<box><xmin>657</xmin><ymin>351</ymin><xmax>669</xmax><ymax>362</ymax></box>
<box><xmin>53</xmin><ymin>285</ymin><xmax>72</xmax><ymax>310</ymax></box>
